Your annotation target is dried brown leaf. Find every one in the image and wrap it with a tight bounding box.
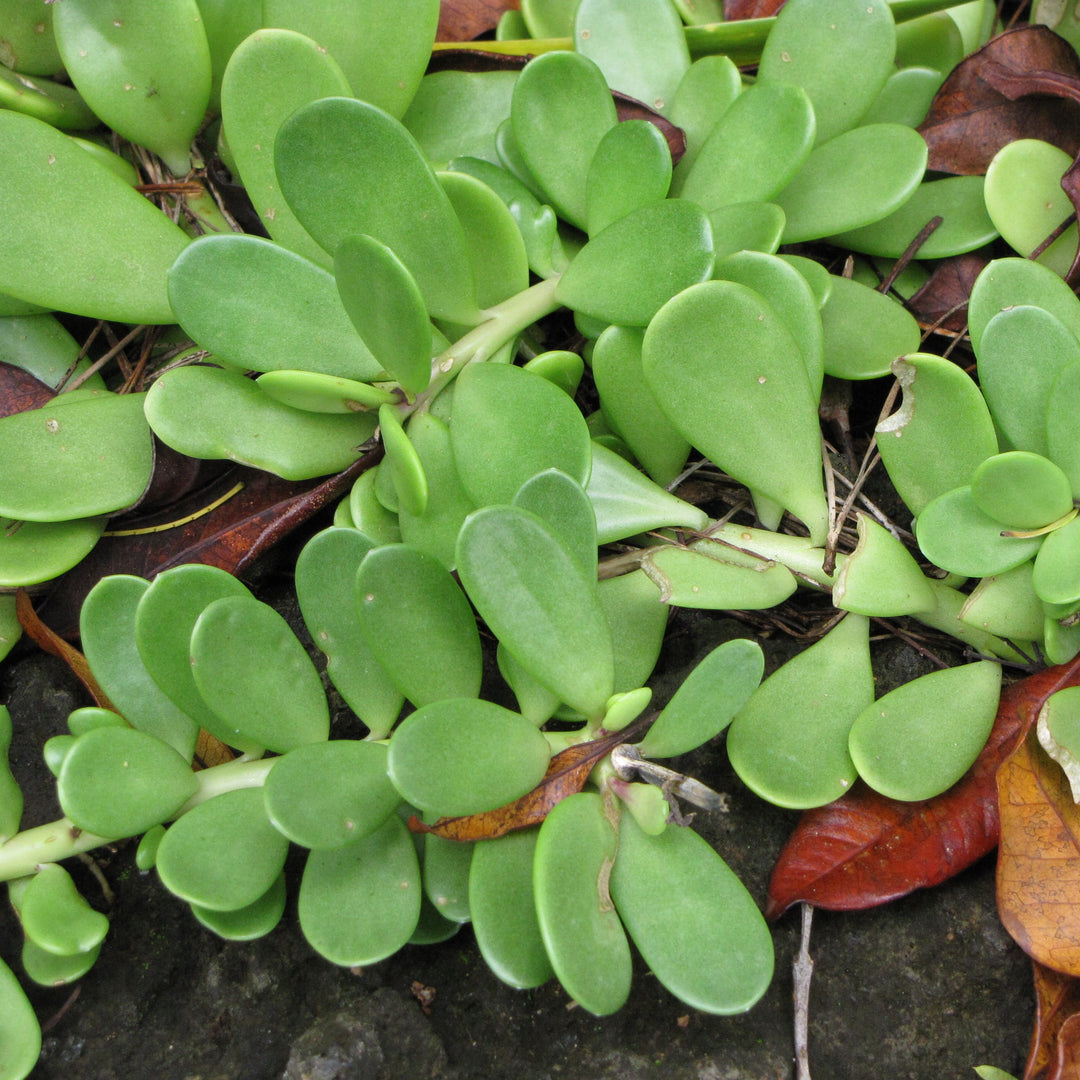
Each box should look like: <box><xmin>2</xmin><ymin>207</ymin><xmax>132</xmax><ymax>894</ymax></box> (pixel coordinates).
<box><xmin>437</xmin><ymin>0</ymin><xmax>520</xmax><ymax>42</ymax></box>
<box><xmin>1027</xmin><ymin>962</ymin><xmax>1080</xmax><ymax>1080</ymax></box>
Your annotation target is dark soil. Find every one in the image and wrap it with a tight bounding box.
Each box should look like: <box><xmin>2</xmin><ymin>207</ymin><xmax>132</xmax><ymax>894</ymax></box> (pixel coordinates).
<box><xmin>0</xmin><ymin>580</ymin><xmax>1034</xmax><ymax>1080</ymax></box>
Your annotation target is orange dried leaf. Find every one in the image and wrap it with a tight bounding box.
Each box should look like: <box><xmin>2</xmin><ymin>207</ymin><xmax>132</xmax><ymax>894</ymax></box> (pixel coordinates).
<box><xmin>998</xmin><ymin>730</ymin><xmax>1080</xmax><ymax>978</ymax></box>
<box><xmin>1026</xmin><ymin>961</ymin><xmax>1080</xmax><ymax>1080</ymax></box>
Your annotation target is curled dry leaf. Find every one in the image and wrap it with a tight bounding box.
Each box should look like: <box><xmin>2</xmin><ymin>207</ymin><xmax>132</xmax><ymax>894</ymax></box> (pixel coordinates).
<box><xmin>918</xmin><ymin>25</ymin><xmax>1080</xmax><ymax>176</ymax></box>
<box><xmin>723</xmin><ymin>0</ymin><xmax>784</xmax><ymax>18</ymax></box>
<box><xmin>437</xmin><ymin>0</ymin><xmax>521</xmax><ymax>42</ymax></box>
<box><xmin>409</xmin><ymin>719</ymin><xmax>650</xmax><ymax>841</ymax></box>
<box><xmin>766</xmin><ymin>657</ymin><xmax>1080</xmax><ymax>919</ymax></box>
<box><xmin>998</xmin><ymin>730</ymin><xmax>1080</xmax><ymax>978</ymax></box>
<box><xmin>1025</xmin><ymin>961</ymin><xmax>1080</xmax><ymax>1080</ymax></box>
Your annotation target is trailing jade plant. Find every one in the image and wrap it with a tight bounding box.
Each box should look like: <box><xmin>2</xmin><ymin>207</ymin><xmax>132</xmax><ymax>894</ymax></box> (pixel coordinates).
<box><xmin>1</xmin><ymin>0</ymin><xmax>1077</xmax><ymax>1077</ymax></box>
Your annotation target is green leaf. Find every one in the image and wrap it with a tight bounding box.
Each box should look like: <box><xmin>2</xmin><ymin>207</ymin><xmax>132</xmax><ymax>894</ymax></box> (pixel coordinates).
<box><xmin>833</xmin><ymin>514</ymin><xmax>936</xmax><ymax>617</ymax></box>
<box><xmin>640</xmin><ymin>543</ymin><xmax>797</xmax><ymax>610</ymax></box>
<box><xmin>984</xmin><ymin>139</ymin><xmax>1077</xmax><ymax>278</ymax></box>
<box><xmin>0</xmin><ymin>111</ymin><xmax>189</xmax><ymax>322</ymax></box>
<box><xmin>637</xmin><ymin>639</ymin><xmax>764</xmax><ymax>760</ymax></box>
<box><xmin>0</xmin><ymin>391</ymin><xmax>153</xmax><ymax>521</ymax></box>
<box><xmin>557</xmin><ymin>199</ymin><xmax>714</xmax><ymax>327</ymax></box>
<box><xmin>0</xmin><ymin>956</ymin><xmax>41</xmax><ymax>1080</ymax></box>
<box><xmin>298</xmin><ymin>814</ymin><xmax>421</xmax><ymax>966</ymax></box>
<box><xmin>255</xmin><ymin>370</ymin><xmax>398</xmax><ymax>414</ymax></box>
<box><xmin>196</xmin><ymin>0</ymin><xmax>262</xmax><ymax>114</ymax></box>
<box><xmin>0</xmin><ymin>313</ymin><xmax>105</xmax><ymax>391</ymax></box>
<box><xmin>265</xmin><ymin>741</ymin><xmax>399</xmax><ymax>849</ymax></box>
<box><xmin>275</xmin><ymin>97</ymin><xmax>479</xmax><ymax>323</ymax></box>
<box><xmin>586</xmin><ymin>120</ymin><xmax>673</xmax><ymax>236</ymax></box>
<box><xmin>439</xmin><ymin>169</ymin><xmax>531</xmax><ymax>309</ymax></box>
<box><xmin>976</xmin><ymin>304</ymin><xmax>1080</xmax><ymax>460</ymax></box>
<box><xmin>971</xmin><ymin>452</ymin><xmax>1074</xmax><ymax>530</ymax></box>
<box><xmin>521</xmin><ymin>0</ymin><xmax>579</xmax><ymax>36</ymax></box>
<box><xmin>388</xmin><ymin>699</ymin><xmax>551</xmax><ymax>817</ymax></box>
<box><xmin>819</xmin><ymin>273</ymin><xmax>921</xmax><ymax>380</ymax></box>
<box><xmin>775</xmin><ymin>124</ymin><xmax>928</xmax><ymax>243</ymax></box>
<box><xmin>959</xmin><ymin>562</ymin><xmax>1046</xmax><ymax>644</ymax></box>
<box><xmin>642</xmin><ymin>280</ymin><xmax>828</xmax><ymax>544</ymax></box>
<box><xmin>513</xmin><ymin>468</ymin><xmax>597</xmax><ymax>580</ymax></box>
<box><xmin>190</xmin><ymin>873</ymin><xmax>287</xmax><ymax>942</ymax></box>
<box><xmin>668</xmin><ymin>55</ymin><xmax>742</xmax><ymax>193</ymax></box>
<box><xmin>726</xmin><ymin>614</ymin><xmax>872</xmax><ymax>809</ymax></box>
<box><xmin>261</xmin><ymin>0</ymin><xmax>438</xmax><ymax>118</ymax></box>
<box><xmin>21</xmin><ymin>937</ymin><xmax>101</xmax><ymax>988</ymax></box>
<box><xmin>469</xmin><ymin>829</ymin><xmax>554</xmax><ymax>989</ymax></box>
<box><xmin>144</xmin><ymin>364</ymin><xmax>377</xmax><ymax>481</ymax></box>
<box><xmin>57</xmin><ymin>727</ymin><xmax>198</xmax><ymax>838</ymax></box>
<box><xmin>708</xmin><ymin>202</ymin><xmax>787</xmax><ymax>258</ymax></box>
<box><xmin>378</xmin><ymin>405</ymin><xmax>428</xmax><ymax>518</ymax></box>
<box><xmin>404</xmin><ymin>70</ymin><xmax>518</xmax><ymax>170</ymax></box>
<box><xmin>20</xmin><ymin>863</ymin><xmax>109</xmax><ymax>956</ymax></box>
<box><xmin>915</xmin><ymin>486</ymin><xmax>1043</xmax><ymax>579</ymax></box>
<box><xmin>190</xmin><ymin>595</ymin><xmax>330</xmax><ymax>753</ymax></box>
<box><xmin>592</xmin><ymin>326</ymin><xmax>690</xmax><ymax>487</ymax></box>
<box><xmin>875</xmin><ymin>353</ymin><xmax>998</xmax><ymax>516</ymax></box>
<box><xmin>757</xmin><ymin>0</ymin><xmax>896</xmax><ymax>145</ymax></box>
<box><xmin>168</xmin><ymin>235</ymin><xmax>382</xmax><ymax>380</ymax></box>
<box><xmin>0</xmin><ymin>707</ymin><xmax>21</xmax><ymax>844</ymax></box>
<box><xmin>1033</xmin><ymin>515</ymin><xmax>1080</xmax><ymax>607</ymax></box>
<box><xmin>52</xmin><ymin>0</ymin><xmax>211</xmax><ymax>174</ymax></box>
<box><xmin>1048</xmin><ymin>360</ymin><xmax>1080</xmax><ymax>495</ymax></box>
<box><xmin>713</xmin><ymin>251</ymin><xmax>824</xmax><ymax>395</ymax></box>
<box><xmin>610</xmin><ymin>813</ymin><xmax>774</xmax><ymax>1014</ymax></box>
<box><xmin>79</xmin><ymin>576</ymin><xmax>196</xmax><ymax>760</ymax></box>
<box><xmin>156</xmin><ymin>788</ymin><xmax>290</xmax><ymax>911</ymax></box>
<box><xmin>574</xmin><ymin>0</ymin><xmax>690</xmax><ymax>115</ymax></box>
<box><xmin>134</xmin><ymin>563</ymin><xmax>254</xmax><ymax>738</ymax></box>
<box><xmin>0</xmin><ymin>515</ymin><xmax>107</xmax><ymax>588</ymax></box>
<box><xmin>678</xmin><ymin>82</ymin><xmax>815</xmax><ymax>211</ymax></box>
<box><xmin>356</xmin><ymin>543</ymin><xmax>482</xmax><ymax>708</ymax></box>
<box><xmin>832</xmin><ymin>175</ymin><xmax>997</xmax><ymax>258</ymax></box>
<box><xmin>0</xmin><ymin>0</ymin><xmax>62</xmax><ymax>75</ymax></box>
<box><xmin>349</xmin><ymin>468</ymin><xmax>402</xmax><ymax>545</ymax></box>
<box><xmin>218</xmin><ymin>27</ymin><xmax>350</xmax><ymax>265</ymax></box>
<box><xmin>510</xmin><ymin>50</ymin><xmax>618</xmax><ymax>230</ymax></box>
<box><xmin>457</xmin><ymin>505</ymin><xmax>615</xmax><ymax>720</ymax></box>
<box><xmin>848</xmin><ymin>661</ymin><xmax>1002</xmax><ymax>801</ymax></box>
<box><xmin>450</xmin><ymin>361</ymin><xmax>592</xmax><ymax>507</ymax></box>
<box><xmin>967</xmin><ymin>257</ymin><xmax>1080</xmax><ymax>355</ymax></box>
<box><xmin>599</xmin><ymin>570</ymin><xmax>669</xmax><ymax>694</ymax></box>
<box><xmin>294</xmin><ymin>528</ymin><xmax>403</xmax><ymax>739</ymax></box>
<box><xmin>534</xmin><ymin>791</ymin><xmax>631</xmax><ymax>1015</ymax></box>
<box><xmin>419</xmin><ymin>828</ymin><xmax>473</xmax><ymax>923</ymax></box>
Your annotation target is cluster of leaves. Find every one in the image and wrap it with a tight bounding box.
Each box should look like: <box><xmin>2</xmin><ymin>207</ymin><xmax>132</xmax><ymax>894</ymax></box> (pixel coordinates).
<box><xmin>5</xmin><ymin>0</ymin><xmax>1080</xmax><ymax>1077</ymax></box>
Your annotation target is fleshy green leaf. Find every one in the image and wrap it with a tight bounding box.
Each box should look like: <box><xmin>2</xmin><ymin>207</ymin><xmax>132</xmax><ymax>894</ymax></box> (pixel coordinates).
<box><xmin>848</xmin><ymin>661</ymin><xmax>1001</xmax><ymax>801</ymax></box>
<box><xmin>264</xmin><ymin>741</ymin><xmax>399</xmax><ymax>849</ymax></box>
<box><xmin>0</xmin><ymin>515</ymin><xmax>107</xmax><ymax>588</ymax></box>
<box><xmin>643</xmin><ymin>280</ymin><xmax>828</xmax><ymax>544</ymax></box>
<box><xmin>190</xmin><ymin>595</ymin><xmax>330</xmax><ymax>753</ymax></box>
<box><xmin>726</xmin><ymin>614</ymin><xmax>872</xmax><ymax>809</ymax></box>
<box><xmin>0</xmin><ymin>956</ymin><xmax>41</xmax><ymax>1080</ymax></box>
<box><xmin>168</xmin><ymin>235</ymin><xmax>382</xmax><ymax>380</ymax></box>
<box><xmin>275</xmin><ymin>97</ymin><xmax>478</xmax><ymax>323</ymax></box>
<box><xmin>298</xmin><ymin>813</ymin><xmax>421</xmax><ymax>965</ymax></box>
<box><xmin>156</xmin><ymin>788</ymin><xmax>290</xmax><ymax>911</ymax></box>
<box><xmin>833</xmin><ymin>514</ymin><xmax>936</xmax><ymax>617</ymax></box>
<box><xmin>0</xmin><ymin>111</ymin><xmax>189</xmax><ymax>323</ymax></box>
<box><xmin>610</xmin><ymin>813</ymin><xmax>774</xmax><ymax>1014</ymax></box>
<box><xmin>57</xmin><ymin>727</ymin><xmax>198</xmax><ymax>838</ymax></box>
<box><xmin>20</xmin><ymin>863</ymin><xmax>109</xmax><ymax>956</ymax></box>
<box><xmin>389</xmin><ymin>699</ymin><xmax>551</xmax><ymax>817</ymax></box>
<box><xmin>356</xmin><ymin>543</ymin><xmax>482</xmax><ymax>708</ymax></box>
<box><xmin>457</xmin><ymin>505</ymin><xmax>615</xmax><ymax>720</ymax></box>
<box><xmin>586</xmin><ymin>120</ymin><xmax>673</xmax><ymax>236</ymax></box>
<box><xmin>190</xmin><ymin>873</ymin><xmax>287</xmax><ymax>942</ymax></box>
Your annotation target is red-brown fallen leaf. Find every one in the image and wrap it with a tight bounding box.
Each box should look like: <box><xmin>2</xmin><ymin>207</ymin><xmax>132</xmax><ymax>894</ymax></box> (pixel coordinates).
<box><xmin>37</xmin><ymin>450</ymin><xmax>380</xmax><ymax>639</ymax></box>
<box><xmin>0</xmin><ymin>362</ymin><xmax>55</xmax><ymax>418</ymax></box>
<box><xmin>917</xmin><ymin>25</ymin><xmax>1080</xmax><ymax>175</ymax></box>
<box><xmin>1025</xmin><ymin>961</ymin><xmax>1080</xmax><ymax>1080</ymax></box>
<box><xmin>437</xmin><ymin>0</ymin><xmax>520</xmax><ymax>42</ymax></box>
<box><xmin>998</xmin><ymin>730</ymin><xmax>1080</xmax><ymax>978</ymax></box>
<box><xmin>765</xmin><ymin>656</ymin><xmax>1080</xmax><ymax>920</ymax></box>
<box><xmin>723</xmin><ymin>0</ymin><xmax>784</xmax><ymax>18</ymax></box>
<box><xmin>409</xmin><ymin>719</ymin><xmax>650</xmax><ymax>840</ymax></box>
<box><xmin>14</xmin><ymin>589</ymin><xmax>113</xmax><ymax>709</ymax></box>
<box><xmin>906</xmin><ymin>251</ymin><xmax>990</xmax><ymax>336</ymax></box>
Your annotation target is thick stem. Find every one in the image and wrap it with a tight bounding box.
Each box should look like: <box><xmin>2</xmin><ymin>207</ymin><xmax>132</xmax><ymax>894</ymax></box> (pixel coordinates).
<box><xmin>0</xmin><ymin>757</ymin><xmax>275</xmax><ymax>883</ymax></box>
<box><xmin>406</xmin><ymin>276</ymin><xmax>562</xmax><ymax>416</ymax></box>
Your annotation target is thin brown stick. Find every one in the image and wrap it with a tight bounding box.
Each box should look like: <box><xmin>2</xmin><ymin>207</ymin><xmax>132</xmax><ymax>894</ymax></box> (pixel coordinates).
<box><xmin>794</xmin><ymin>903</ymin><xmax>814</xmax><ymax>1080</ymax></box>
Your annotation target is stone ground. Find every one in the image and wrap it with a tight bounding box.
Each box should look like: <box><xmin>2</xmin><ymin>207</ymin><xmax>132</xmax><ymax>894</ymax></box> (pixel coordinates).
<box><xmin>0</xmin><ymin>575</ymin><xmax>1035</xmax><ymax>1080</ymax></box>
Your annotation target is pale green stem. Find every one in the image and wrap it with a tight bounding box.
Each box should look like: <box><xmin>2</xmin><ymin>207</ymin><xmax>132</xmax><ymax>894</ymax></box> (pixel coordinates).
<box><xmin>0</xmin><ymin>757</ymin><xmax>275</xmax><ymax>883</ymax></box>
<box><xmin>405</xmin><ymin>275</ymin><xmax>562</xmax><ymax>417</ymax></box>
